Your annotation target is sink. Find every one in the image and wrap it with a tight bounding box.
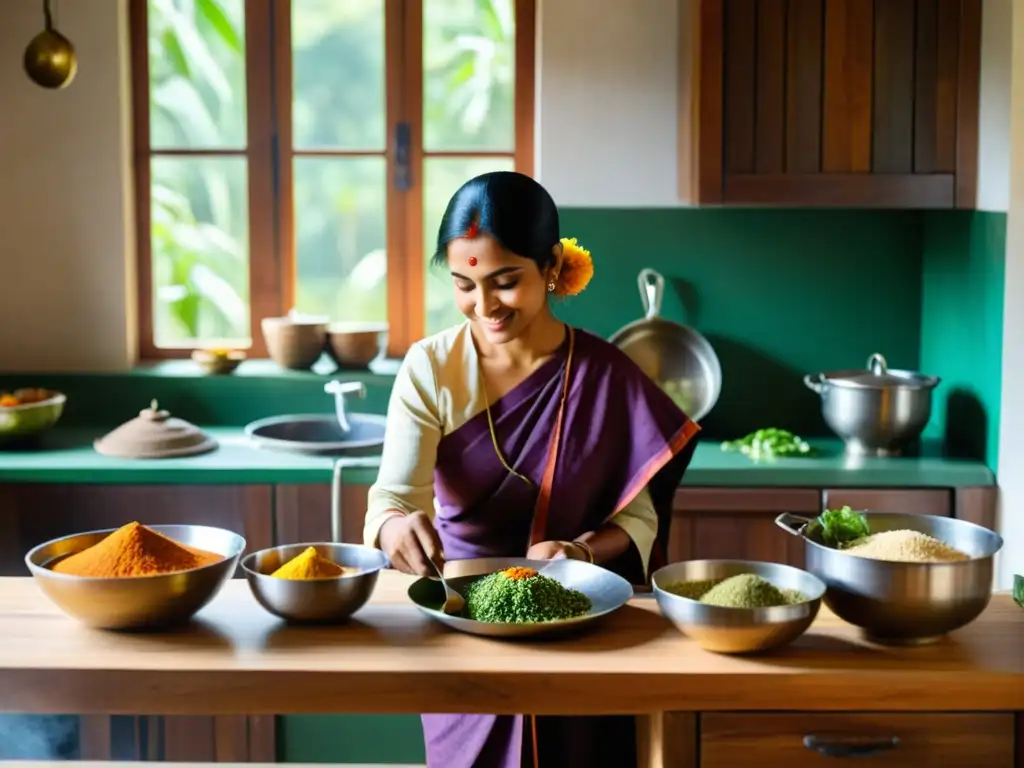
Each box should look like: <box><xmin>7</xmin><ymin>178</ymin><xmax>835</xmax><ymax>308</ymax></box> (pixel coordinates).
<box><xmin>244</xmin><ymin>413</ymin><xmax>385</xmax><ymax>456</ymax></box>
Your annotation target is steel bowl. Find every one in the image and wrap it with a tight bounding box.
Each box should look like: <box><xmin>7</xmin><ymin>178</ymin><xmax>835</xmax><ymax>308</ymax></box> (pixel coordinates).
<box><xmin>25</xmin><ymin>524</ymin><xmax>245</xmax><ymax>630</ymax></box>
<box><xmin>803</xmin><ymin>353</ymin><xmax>939</xmax><ymax>457</ymax></box>
<box><xmin>651</xmin><ymin>559</ymin><xmax>825</xmax><ymax>654</ymax></box>
<box><xmin>776</xmin><ymin>511</ymin><xmax>1003</xmax><ymax>645</ymax></box>
<box><xmin>241</xmin><ymin>543</ymin><xmax>388</xmax><ymax>623</ymax></box>
<box><xmin>408</xmin><ymin>557</ymin><xmax>634</xmax><ymax>639</ymax></box>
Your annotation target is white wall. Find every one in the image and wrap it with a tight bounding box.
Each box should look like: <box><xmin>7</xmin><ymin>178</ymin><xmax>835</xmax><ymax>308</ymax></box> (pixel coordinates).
<box><xmin>976</xmin><ymin>0</ymin><xmax>1013</xmax><ymax>212</ymax></box>
<box><xmin>0</xmin><ymin>0</ymin><xmax>135</xmax><ymax>372</ymax></box>
<box><xmin>996</xmin><ymin>1</ymin><xmax>1023</xmax><ymax>589</ymax></box>
<box><xmin>534</xmin><ymin>0</ymin><xmax>681</xmax><ymax>207</ymax></box>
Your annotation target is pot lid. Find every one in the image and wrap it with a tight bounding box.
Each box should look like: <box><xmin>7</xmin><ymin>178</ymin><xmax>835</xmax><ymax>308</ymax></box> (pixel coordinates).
<box><xmin>94</xmin><ymin>400</ymin><xmax>218</xmax><ymax>459</ymax></box>
<box><xmin>820</xmin><ymin>354</ymin><xmax>940</xmax><ymax>390</ymax></box>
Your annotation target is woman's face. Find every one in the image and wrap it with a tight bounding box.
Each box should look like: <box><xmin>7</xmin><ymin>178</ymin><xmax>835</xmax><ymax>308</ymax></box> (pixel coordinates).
<box><xmin>447</xmin><ymin>234</ymin><xmax>554</xmax><ymax>345</ymax></box>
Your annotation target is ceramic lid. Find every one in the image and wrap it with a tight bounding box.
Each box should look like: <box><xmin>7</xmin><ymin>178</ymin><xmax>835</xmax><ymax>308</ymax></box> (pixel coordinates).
<box><xmin>821</xmin><ymin>354</ymin><xmax>940</xmax><ymax>390</ymax></box>
<box><xmin>93</xmin><ymin>400</ymin><xmax>218</xmax><ymax>459</ymax></box>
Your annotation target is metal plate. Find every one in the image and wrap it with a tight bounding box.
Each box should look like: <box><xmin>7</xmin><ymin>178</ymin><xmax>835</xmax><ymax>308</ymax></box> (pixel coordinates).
<box><xmin>408</xmin><ymin>557</ymin><xmax>634</xmax><ymax>639</ymax></box>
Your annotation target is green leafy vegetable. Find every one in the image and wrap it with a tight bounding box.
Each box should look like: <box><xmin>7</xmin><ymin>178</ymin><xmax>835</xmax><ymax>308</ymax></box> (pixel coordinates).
<box><xmin>1013</xmin><ymin>574</ymin><xmax>1024</xmax><ymax>609</ymax></box>
<box><xmin>817</xmin><ymin>506</ymin><xmax>871</xmax><ymax>548</ymax></box>
<box><xmin>721</xmin><ymin>428</ymin><xmax>812</xmax><ymax>461</ymax></box>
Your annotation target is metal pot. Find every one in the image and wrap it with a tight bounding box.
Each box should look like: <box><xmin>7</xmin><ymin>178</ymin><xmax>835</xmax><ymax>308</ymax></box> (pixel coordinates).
<box><xmin>609</xmin><ymin>269</ymin><xmax>722</xmax><ymax>421</ymax></box>
<box><xmin>803</xmin><ymin>353</ymin><xmax>939</xmax><ymax>456</ymax></box>
<box><xmin>775</xmin><ymin>511</ymin><xmax>1002</xmax><ymax>645</ymax></box>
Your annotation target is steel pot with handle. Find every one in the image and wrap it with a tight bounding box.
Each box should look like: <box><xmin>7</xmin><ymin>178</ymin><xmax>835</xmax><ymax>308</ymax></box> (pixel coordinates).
<box><xmin>804</xmin><ymin>353</ymin><xmax>940</xmax><ymax>457</ymax></box>
<box><xmin>609</xmin><ymin>268</ymin><xmax>722</xmax><ymax>421</ymax></box>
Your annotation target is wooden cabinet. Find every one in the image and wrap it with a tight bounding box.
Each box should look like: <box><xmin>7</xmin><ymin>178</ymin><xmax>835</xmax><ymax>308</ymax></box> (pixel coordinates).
<box><xmin>0</xmin><ymin>483</ymin><xmax>275</xmax><ymax>577</ymax></box>
<box><xmin>679</xmin><ymin>0</ymin><xmax>982</xmax><ymax>208</ymax></box>
<box><xmin>822</xmin><ymin>488</ymin><xmax>952</xmax><ymax>517</ymax></box>
<box><xmin>640</xmin><ymin>711</ymin><xmax>1016</xmax><ymax>767</ymax></box>
<box><xmin>669</xmin><ymin>488</ymin><xmax>819</xmax><ymax>567</ymax></box>
<box><xmin>274</xmin><ymin>483</ymin><xmax>369</xmax><ymax>546</ymax></box>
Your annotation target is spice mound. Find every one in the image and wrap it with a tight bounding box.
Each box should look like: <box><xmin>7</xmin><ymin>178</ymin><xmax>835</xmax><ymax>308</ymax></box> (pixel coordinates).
<box><xmin>463</xmin><ymin>566</ymin><xmax>592</xmax><ymax>623</ymax></box>
<box><xmin>270</xmin><ymin>546</ymin><xmax>359</xmax><ymax>580</ymax></box>
<box><xmin>840</xmin><ymin>530</ymin><xmax>969</xmax><ymax>563</ymax></box>
<box><xmin>665</xmin><ymin>573</ymin><xmax>807</xmax><ymax>608</ymax></box>
<box><xmin>51</xmin><ymin>522</ymin><xmax>223</xmax><ymax>578</ymax></box>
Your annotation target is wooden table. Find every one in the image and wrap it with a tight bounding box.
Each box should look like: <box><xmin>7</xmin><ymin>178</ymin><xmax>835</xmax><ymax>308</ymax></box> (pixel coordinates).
<box><xmin>0</xmin><ymin>575</ymin><xmax>1021</xmax><ymax>766</ymax></box>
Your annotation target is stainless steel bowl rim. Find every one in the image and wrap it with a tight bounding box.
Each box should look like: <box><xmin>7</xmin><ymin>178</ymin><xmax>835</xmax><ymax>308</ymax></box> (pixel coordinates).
<box><xmin>240</xmin><ymin>542</ymin><xmax>389</xmax><ymax>581</ymax></box>
<box><xmin>24</xmin><ymin>523</ymin><xmax>247</xmax><ymax>581</ymax></box>
<box><xmin>775</xmin><ymin>512</ymin><xmax>1005</xmax><ymax>561</ymax></box>
<box><xmin>651</xmin><ymin>559</ymin><xmax>827</xmax><ymax>619</ymax></box>
<box><xmin>813</xmin><ymin>368</ymin><xmax>940</xmax><ymax>391</ymax></box>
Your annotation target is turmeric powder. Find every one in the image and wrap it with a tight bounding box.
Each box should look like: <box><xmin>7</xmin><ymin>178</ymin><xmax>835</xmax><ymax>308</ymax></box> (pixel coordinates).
<box><xmin>51</xmin><ymin>521</ymin><xmax>222</xmax><ymax>578</ymax></box>
<box><xmin>270</xmin><ymin>546</ymin><xmax>356</xmax><ymax>580</ymax></box>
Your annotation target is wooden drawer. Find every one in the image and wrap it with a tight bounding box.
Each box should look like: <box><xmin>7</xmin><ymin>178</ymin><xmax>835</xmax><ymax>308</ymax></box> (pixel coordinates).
<box><xmin>699</xmin><ymin>713</ymin><xmax>1014</xmax><ymax>767</ymax></box>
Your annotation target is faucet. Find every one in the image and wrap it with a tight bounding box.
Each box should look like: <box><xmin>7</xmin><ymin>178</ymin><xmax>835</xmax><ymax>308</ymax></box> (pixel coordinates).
<box><xmin>324</xmin><ymin>380</ymin><xmax>366</xmax><ymax>434</ymax></box>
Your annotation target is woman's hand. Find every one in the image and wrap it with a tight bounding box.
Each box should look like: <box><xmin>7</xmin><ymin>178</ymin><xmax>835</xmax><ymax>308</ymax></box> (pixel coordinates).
<box><xmin>526</xmin><ymin>540</ymin><xmax>588</xmax><ymax>562</ymax></box>
<box><xmin>378</xmin><ymin>511</ymin><xmax>444</xmax><ymax>577</ymax></box>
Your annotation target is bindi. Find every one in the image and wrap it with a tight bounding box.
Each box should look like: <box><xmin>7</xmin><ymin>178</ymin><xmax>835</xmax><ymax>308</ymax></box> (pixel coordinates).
<box><xmin>464</xmin><ymin>218</ymin><xmax>480</xmax><ymax>266</ymax></box>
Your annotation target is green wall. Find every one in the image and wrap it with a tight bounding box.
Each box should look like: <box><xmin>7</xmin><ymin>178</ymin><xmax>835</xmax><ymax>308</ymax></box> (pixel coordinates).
<box><xmin>919</xmin><ymin>211</ymin><xmax>1006</xmax><ymax>470</ymax></box>
<box><xmin>556</xmin><ymin>208</ymin><xmax>924</xmax><ymax>439</ymax></box>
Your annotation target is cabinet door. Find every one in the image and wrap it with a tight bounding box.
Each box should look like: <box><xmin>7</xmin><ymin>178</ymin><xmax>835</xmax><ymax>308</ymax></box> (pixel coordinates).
<box><xmin>683</xmin><ymin>0</ymin><xmax>981</xmax><ymax>208</ymax></box>
<box><xmin>822</xmin><ymin>489</ymin><xmax>951</xmax><ymax>517</ymax></box>
<box><xmin>669</xmin><ymin>489</ymin><xmax>820</xmax><ymax>567</ymax></box>
<box><xmin>275</xmin><ymin>483</ymin><xmax>371</xmax><ymax>545</ymax></box>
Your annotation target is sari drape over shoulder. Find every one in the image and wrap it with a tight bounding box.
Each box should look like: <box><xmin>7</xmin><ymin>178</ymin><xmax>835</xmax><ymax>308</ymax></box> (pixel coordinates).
<box><xmin>366</xmin><ymin>323</ymin><xmax>700</xmax><ymax>768</ymax></box>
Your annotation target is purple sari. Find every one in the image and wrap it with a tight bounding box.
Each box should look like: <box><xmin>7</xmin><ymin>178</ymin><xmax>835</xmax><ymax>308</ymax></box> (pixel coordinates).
<box><xmin>423</xmin><ymin>327</ymin><xmax>700</xmax><ymax>768</ymax></box>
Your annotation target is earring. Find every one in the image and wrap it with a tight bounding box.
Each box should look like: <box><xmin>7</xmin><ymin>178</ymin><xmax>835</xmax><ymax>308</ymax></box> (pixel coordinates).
<box><xmin>547</xmin><ymin>281</ymin><xmax>556</xmax><ymax>292</ymax></box>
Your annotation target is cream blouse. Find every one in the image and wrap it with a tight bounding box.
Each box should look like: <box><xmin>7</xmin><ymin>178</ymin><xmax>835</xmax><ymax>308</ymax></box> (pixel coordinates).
<box><xmin>365</xmin><ymin>323</ymin><xmax>659</xmax><ymax>573</ymax></box>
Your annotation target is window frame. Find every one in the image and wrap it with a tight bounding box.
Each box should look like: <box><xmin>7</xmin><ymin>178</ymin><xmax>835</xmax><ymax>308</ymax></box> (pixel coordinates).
<box><xmin>130</xmin><ymin>0</ymin><xmax>536</xmax><ymax>361</ymax></box>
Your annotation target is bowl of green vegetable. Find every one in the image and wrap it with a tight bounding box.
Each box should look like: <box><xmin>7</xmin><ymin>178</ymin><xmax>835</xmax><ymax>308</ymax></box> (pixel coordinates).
<box><xmin>651</xmin><ymin>559</ymin><xmax>825</xmax><ymax>654</ymax></box>
<box><xmin>776</xmin><ymin>507</ymin><xmax>1003</xmax><ymax>645</ymax></box>
<box><xmin>407</xmin><ymin>557</ymin><xmax>633</xmax><ymax>639</ymax></box>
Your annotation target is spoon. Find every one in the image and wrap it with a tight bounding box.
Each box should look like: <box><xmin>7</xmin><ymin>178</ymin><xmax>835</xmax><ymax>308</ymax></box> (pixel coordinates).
<box><xmin>429</xmin><ymin>558</ymin><xmax>465</xmax><ymax>616</ymax></box>
<box><xmin>23</xmin><ymin>0</ymin><xmax>77</xmax><ymax>90</ymax></box>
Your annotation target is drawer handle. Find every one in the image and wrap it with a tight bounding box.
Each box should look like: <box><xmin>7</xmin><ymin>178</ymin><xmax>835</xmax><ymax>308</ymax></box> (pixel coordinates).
<box><xmin>803</xmin><ymin>735</ymin><xmax>900</xmax><ymax>758</ymax></box>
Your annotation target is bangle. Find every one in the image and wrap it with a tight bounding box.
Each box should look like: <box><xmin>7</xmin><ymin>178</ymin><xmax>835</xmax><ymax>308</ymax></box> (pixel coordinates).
<box><xmin>572</xmin><ymin>540</ymin><xmax>595</xmax><ymax>564</ymax></box>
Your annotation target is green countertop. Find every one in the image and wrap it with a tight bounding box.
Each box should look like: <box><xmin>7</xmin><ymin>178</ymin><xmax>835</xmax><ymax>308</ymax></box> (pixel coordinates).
<box><xmin>0</xmin><ymin>429</ymin><xmax>996</xmax><ymax>487</ymax></box>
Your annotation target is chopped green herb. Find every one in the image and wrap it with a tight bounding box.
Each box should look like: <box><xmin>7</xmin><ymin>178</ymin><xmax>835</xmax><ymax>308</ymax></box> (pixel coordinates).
<box><xmin>463</xmin><ymin>567</ymin><xmax>592</xmax><ymax>624</ymax></box>
<box><xmin>817</xmin><ymin>506</ymin><xmax>871</xmax><ymax>548</ymax></box>
<box><xmin>720</xmin><ymin>428</ymin><xmax>812</xmax><ymax>461</ymax></box>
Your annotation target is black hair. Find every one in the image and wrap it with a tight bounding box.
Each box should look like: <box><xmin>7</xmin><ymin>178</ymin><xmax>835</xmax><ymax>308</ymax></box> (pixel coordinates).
<box><xmin>431</xmin><ymin>171</ymin><xmax>560</xmax><ymax>270</ymax></box>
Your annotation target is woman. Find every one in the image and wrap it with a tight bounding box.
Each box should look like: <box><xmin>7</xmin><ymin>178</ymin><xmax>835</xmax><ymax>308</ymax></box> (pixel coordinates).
<box><xmin>365</xmin><ymin>171</ymin><xmax>700</xmax><ymax>768</ymax></box>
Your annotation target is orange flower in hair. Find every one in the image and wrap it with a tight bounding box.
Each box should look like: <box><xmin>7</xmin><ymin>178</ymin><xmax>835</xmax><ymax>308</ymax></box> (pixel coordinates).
<box><xmin>554</xmin><ymin>237</ymin><xmax>594</xmax><ymax>297</ymax></box>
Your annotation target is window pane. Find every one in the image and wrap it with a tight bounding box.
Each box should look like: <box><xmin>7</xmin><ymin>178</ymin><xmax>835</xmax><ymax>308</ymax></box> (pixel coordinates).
<box><xmin>424</xmin><ymin>0</ymin><xmax>516</xmax><ymax>152</ymax></box>
<box><xmin>292</xmin><ymin>0</ymin><xmax>386</xmax><ymax>151</ymax></box>
<box><xmin>148</xmin><ymin>0</ymin><xmax>247</xmax><ymax>150</ymax></box>
<box><xmin>293</xmin><ymin>157</ymin><xmax>388</xmax><ymax>323</ymax></box>
<box><xmin>151</xmin><ymin>157</ymin><xmax>251</xmax><ymax>347</ymax></box>
<box><xmin>423</xmin><ymin>157</ymin><xmax>515</xmax><ymax>336</ymax></box>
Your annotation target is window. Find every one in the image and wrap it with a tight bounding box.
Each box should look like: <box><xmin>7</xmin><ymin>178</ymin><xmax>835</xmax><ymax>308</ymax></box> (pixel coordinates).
<box><xmin>131</xmin><ymin>0</ymin><xmax>535</xmax><ymax>359</ymax></box>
